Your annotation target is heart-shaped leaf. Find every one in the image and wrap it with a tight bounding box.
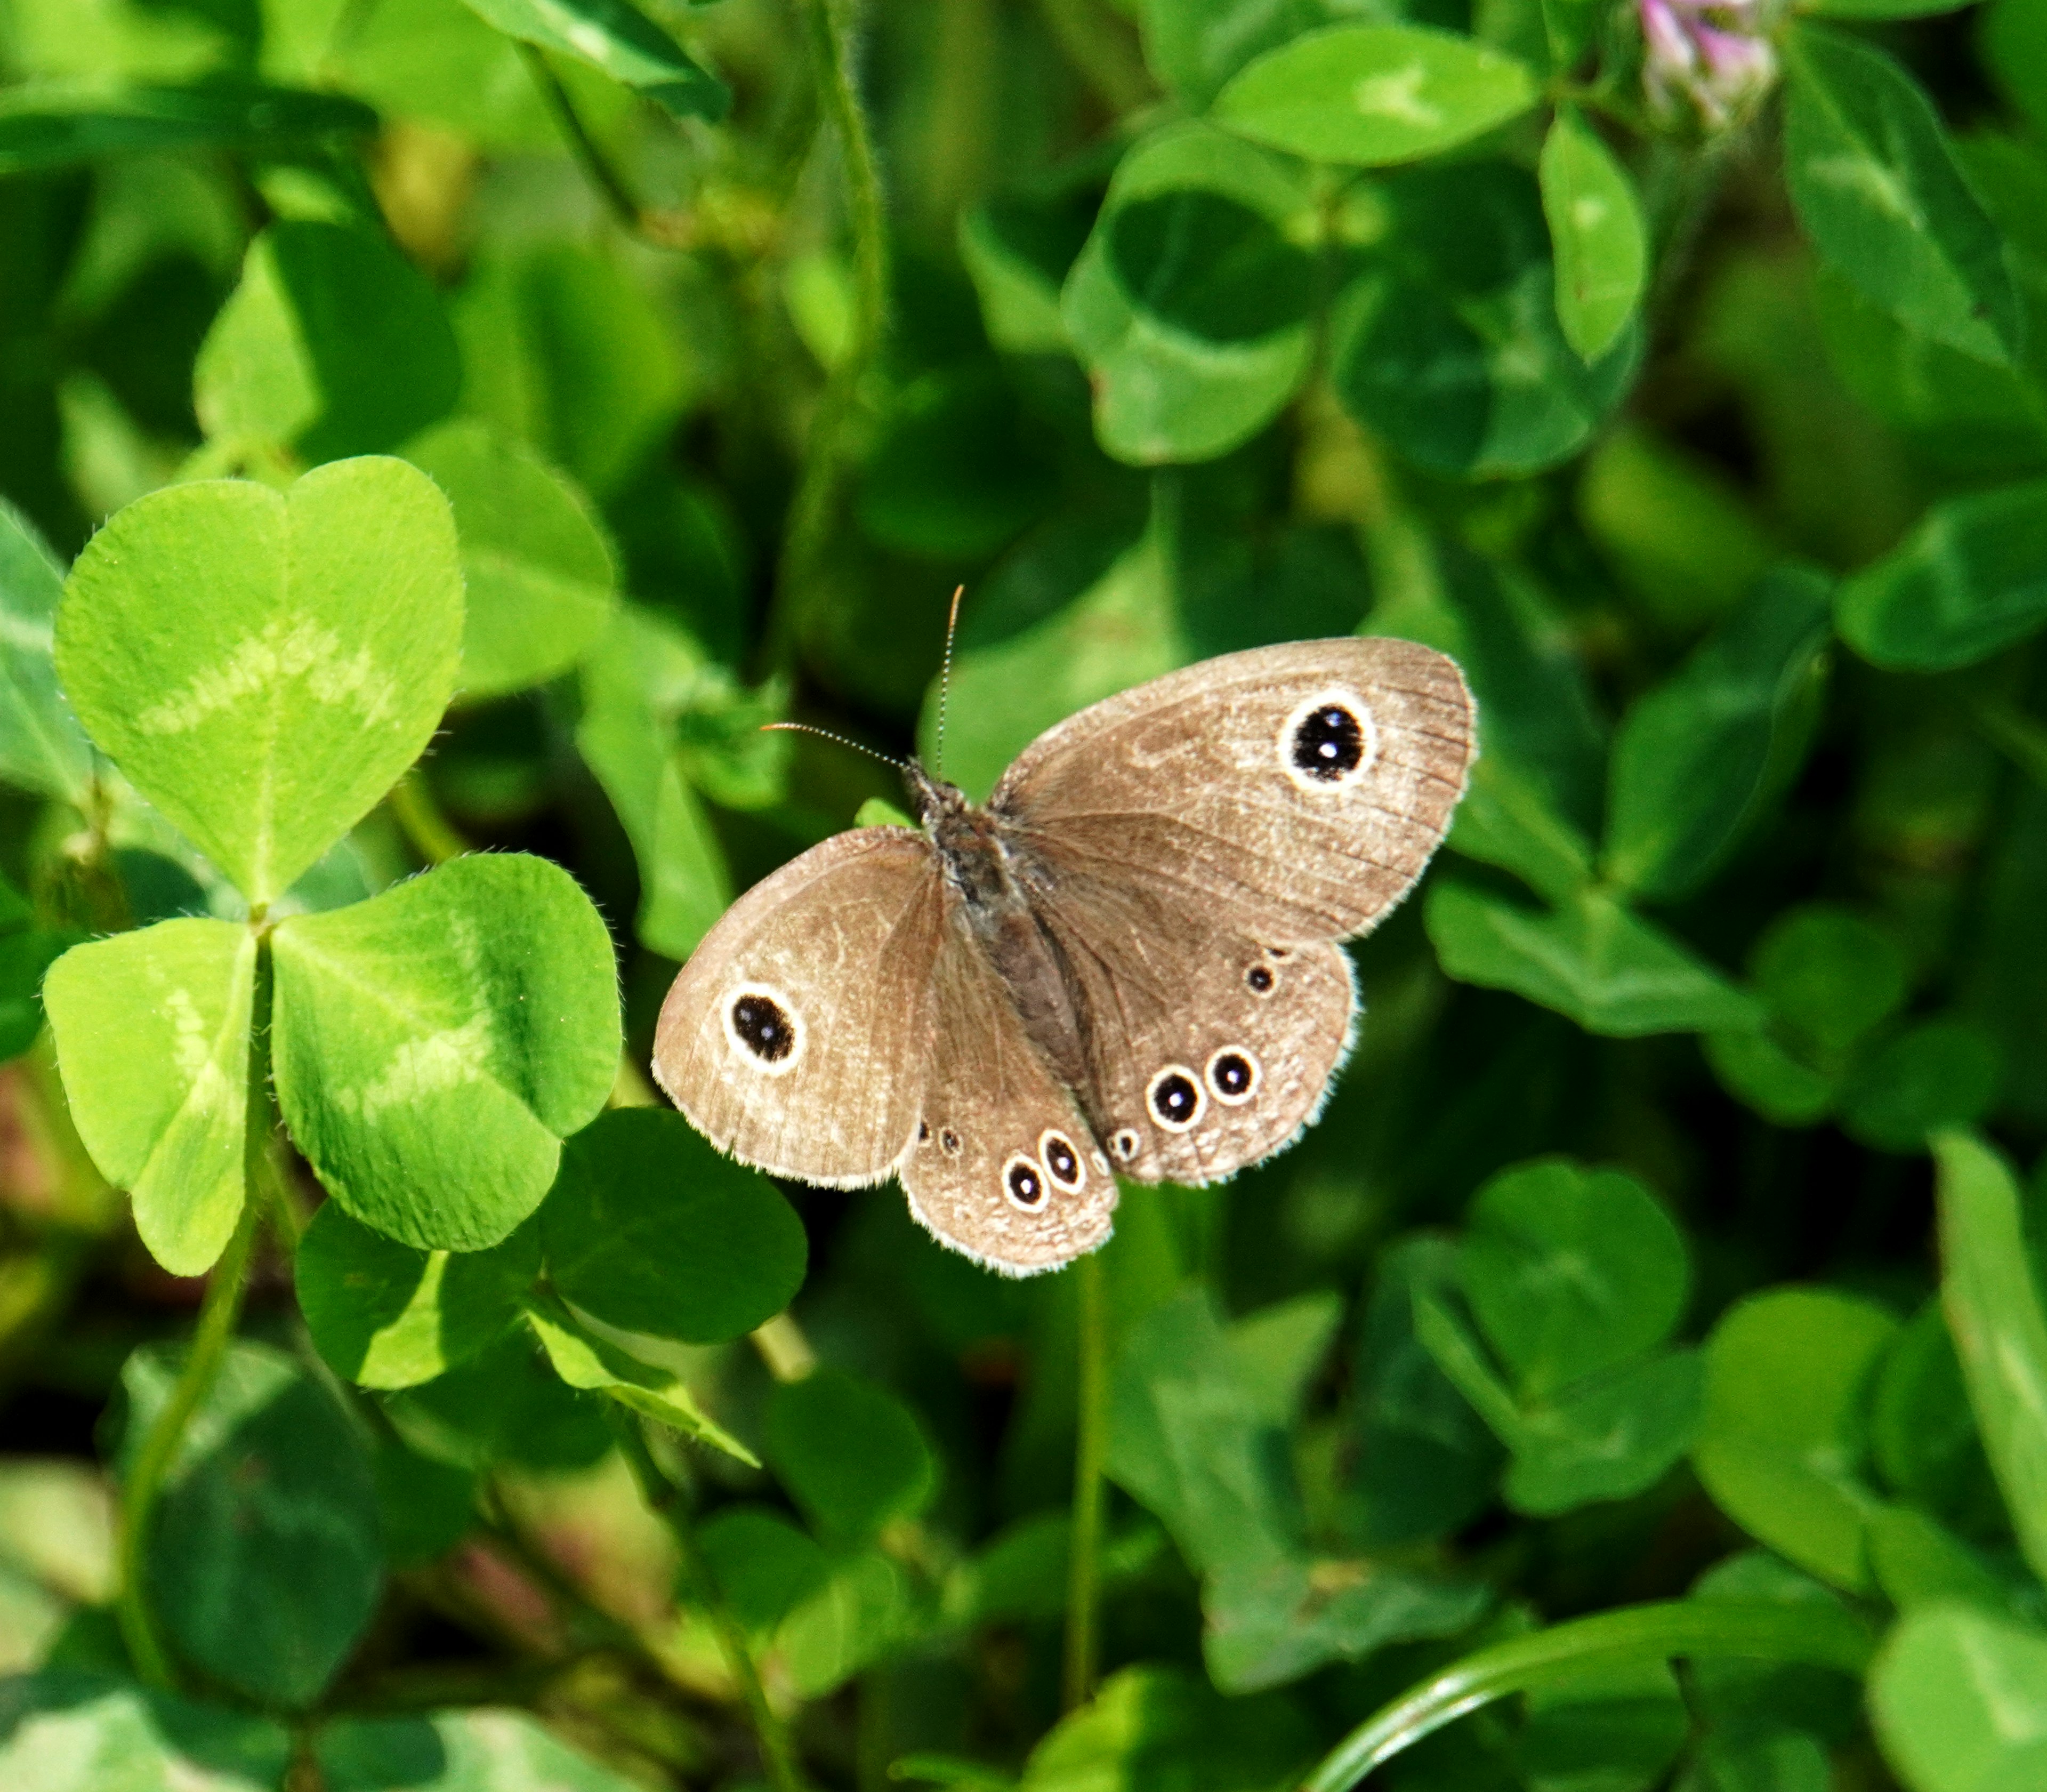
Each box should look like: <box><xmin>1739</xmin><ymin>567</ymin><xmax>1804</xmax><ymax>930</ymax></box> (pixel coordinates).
<box><xmin>56</xmin><ymin>457</ymin><xmax>463</xmax><ymax>905</ymax></box>
<box><xmin>404</xmin><ymin>420</ymin><xmax>618</xmax><ymax>699</ymax></box>
<box><xmin>295</xmin><ymin>1200</ymin><xmax>540</xmax><ymax>1389</ymax></box>
<box><xmin>271</xmin><ymin>853</ymin><xmax>619</xmax><ymax>1252</ymax></box>
<box><xmin>44</xmin><ymin>919</ymin><xmax>257</xmax><ymax>1275</ymax></box>
<box><xmin>540</xmin><ymin>1107</ymin><xmax>807</xmax><ymax>1346</ymax></box>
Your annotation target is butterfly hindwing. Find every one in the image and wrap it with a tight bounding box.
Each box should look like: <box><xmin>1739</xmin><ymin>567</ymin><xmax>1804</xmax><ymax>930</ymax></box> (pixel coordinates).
<box><xmin>898</xmin><ymin>917</ymin><xmax>1118</xmax><ymax>1274</ymax></box>
<box><xmin>1028</xmin><ymin>869</ymin><xmax>1358</xmax><ymax>1185</ymax></box>
<box><xmin>651</xmin><ymin>828</ymin><xmax>944</xmax><ymax>1187</ymax></box>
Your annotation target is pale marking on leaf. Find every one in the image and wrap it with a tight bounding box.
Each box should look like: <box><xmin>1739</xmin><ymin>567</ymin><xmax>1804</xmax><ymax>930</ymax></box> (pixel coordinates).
<box><xmin>134</xmin><ymin>616</ymin><xmax>400</xmax><ymax>737</ymax></box>
<box><xmin>156</xmin><ymin>982</ymin><xmax>236</xmax><ymax>1125</ymax></box>
<box><xmin>1994</xmin><ymin>1332</ymin><xmax>2047</xmax><ymax>1442</ymax></box>
<box><xmin>1352</xmin><ymin>66</ymin><xmax>1441</xmax><ymax>130</ymax></box>
<box><xmin>1805</xmin><ymin>154</ymin><xmax>1920</xmax><ymax>229</ymax></box>
<box><xmin>1570</xmin><ymin>195</ymin><xmax>1609</xmax><ymax>232</ymax></box>
<box><xmin>333</xmin><ymin>1014</ymin><xmax>493</xmax><ymax>1120</ymax></box>
<box><xmin>0</xmin><ymin>612</ymin><xmax>54</xmax><ymax>653</ymax></box>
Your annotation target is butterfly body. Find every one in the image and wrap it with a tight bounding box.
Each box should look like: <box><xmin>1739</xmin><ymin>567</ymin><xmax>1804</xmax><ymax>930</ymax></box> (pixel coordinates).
<box><xmin>654</xmin><ymin>638</ymin><xmax>1476</xmax><ymax>1276</ymax></box>
<box><xmin>911</xmin><ymin>760</ymin><xmax>1097</xmax><ymax>1115</ymax></box>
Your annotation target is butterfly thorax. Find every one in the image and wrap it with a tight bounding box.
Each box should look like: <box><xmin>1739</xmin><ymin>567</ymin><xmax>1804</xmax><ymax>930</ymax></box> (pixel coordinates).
<box><xmin>905</xmin><ymin>759</ymin><xmax>1097</xmax><ymax>1112</ymax></box>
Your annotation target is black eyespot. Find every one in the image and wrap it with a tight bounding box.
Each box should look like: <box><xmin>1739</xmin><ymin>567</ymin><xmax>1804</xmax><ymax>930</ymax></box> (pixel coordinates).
<box><xmin>1292</xmin><ymin>703</ymin><xmax>1365</xmax><ymax>782</ymax></box>
<box><xmin>917</xmin><ymin>1121</ymin><xmax>931</xmax><ymax>1143</ymax></box>
<box><xmin>941</xmin><ymin>1128</ymin><xmax>961</xmax><ymax>1155</ymax></box>
<box><xmin>1005</xmin><ymin>1157</ymin><xmax>1046</xmax><ymax>1210</ymax></box>
<box><xmin>1148</xmin><ymin>1069</ymin><xmax>1202</xmax><ymax>1130</ymax></box>
<box><xmin>1207</xmin><ymin>1050</ymin><xmax>1258</xmax><ymax>1104</ymax></box>
<box><xmin>1113</xmin><ymin>1130</ymin><xmax>1140</xmax><ymax>1160</ymax></box>
<box><xmin>731</xmin><ymin>993</ymin><xmax>794</xmax><ymax>1062</ymax></box>
<box><xmin>1042</xmin><ymin>1131</ymin><xmax>1083</xmax><ymax>1189</ymax></box>
<box><xmin>1246</xmin><ymin>964</ymin><xmax>1274</xmax><ymax>994</ymax></box>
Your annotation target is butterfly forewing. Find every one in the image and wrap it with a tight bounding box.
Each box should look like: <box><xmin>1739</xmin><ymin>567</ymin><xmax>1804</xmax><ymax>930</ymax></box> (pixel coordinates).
<box><xmin>899</xmin><ymin>920</ymin><xmax>1117</xmax><ymax>1274</ymax></box>
<box><xmin>651</xmin><ymin>828</ymin><xmax>944</xmax><ymax>1187</ymax></box>
<box><xmin>993</xmin><ymin>638</ymin><xmax>1474</xmax><ymax>940</ymax></box>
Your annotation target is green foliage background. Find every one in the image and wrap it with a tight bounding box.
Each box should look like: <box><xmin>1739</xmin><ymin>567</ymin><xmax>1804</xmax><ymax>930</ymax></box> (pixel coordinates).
<box><xmin>0</xmin><ymin>0</ymin><xmax>2044</xmax><ymax>1787</ymax></box>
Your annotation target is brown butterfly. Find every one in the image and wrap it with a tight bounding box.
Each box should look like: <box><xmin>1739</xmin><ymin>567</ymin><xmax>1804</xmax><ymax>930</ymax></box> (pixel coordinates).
<box><xmin>652</xmin><ymin>637</ymin><xmax>1475</xmax><ymax>1275</ymax></box>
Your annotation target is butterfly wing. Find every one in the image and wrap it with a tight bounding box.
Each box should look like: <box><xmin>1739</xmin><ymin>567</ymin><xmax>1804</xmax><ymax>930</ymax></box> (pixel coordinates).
<box><xmin>995</xmin><ymin>637</ymin><xmax>1472</xmax><ymax>1185</ymax></box>
<box><xmin>898</xmin><ymin>912</ymin><xmax>1118</xmax><ymax>1275</ymax></box>
<box><xmin>1027</xmin><ymin>868</ymin><xmax>1357</xmax><ymax>1186</ymax></box>
<box><xmin>992</xmin><ymin>637</ymin><xmax>1474</xmax><ymax>941</ymax></box>
<box><xmin>652</xmin><ymin>827</ymin><xmax>944</xmax><ymax>1187</ymax></box>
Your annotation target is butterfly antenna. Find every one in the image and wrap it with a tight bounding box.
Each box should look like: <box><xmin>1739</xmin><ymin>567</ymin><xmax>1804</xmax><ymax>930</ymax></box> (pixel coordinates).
<box><xmin>935</xmin><ymin>584</ymin><xmax>964</xmax><ymax>776</ymax></box>
<box><xmin>760</xmin><ymin>721</ymin><xmax>907</xmax><ymax>771</ymax></box>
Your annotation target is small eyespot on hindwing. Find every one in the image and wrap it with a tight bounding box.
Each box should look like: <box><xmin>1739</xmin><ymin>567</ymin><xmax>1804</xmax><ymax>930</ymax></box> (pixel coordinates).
<box><xmin>1147</xmin><ymin>1065</ymin><xmax>1205</xmax><ymax>1132</ymax></box>
<box><xmin>1003</xmin><ymin>1153</ymin><xmax>1047</xmax><ymax>1212</ymax></box>
<box><xmin>1205</xmin><ymin>1047</ymin><xmax>1260</xmax><ymax>1105</ymax></box>
<box><xmin>1039</xmin><ymin>1130</ymin><xmax>1085</xmax><ymax>1190</ymax></box>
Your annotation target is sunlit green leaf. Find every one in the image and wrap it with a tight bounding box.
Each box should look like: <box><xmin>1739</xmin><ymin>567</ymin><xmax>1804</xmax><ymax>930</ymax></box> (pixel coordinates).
<box><xmin>44</xmin><ymin>920</ymin><xmax>255</xmax><ymax>1276</ymax></box>
<box><xmin>1691</xmin><ymin>1287</ymin><xmax>1898</xmax><ymax>1592</ymax></box>
<box><xmin>1425</xmin><ymin>882</ymin><xmax>1759</xmax><ymax>1036</ymax></box>
<box><xmin>0</xmin><ymin>1672</ymin><xmax>290</xmax><ymax>1790</ymax></box>
<box><xmin>195</xmin><ymin>222</ymin><xmax>461</xmax><ymax>465</ymax></box>
<box><xmin>1870</xmin><ymin>1605</ymin><xmax>2047</xmax><ymax>1792</ymax></box>
<box><xmin>319</xmin><ymin>1708</ymin><xmax>652</xmax><ymax>1791</ymax></box>
<box><xmin>1835</xmin><ymin>479</ymin><xmax>2047</xmax><ymax>672</ymax></box>
<box><xmin>1334</xmin><ymin>162</ymin><xmax>1641</xmax><ymax>478</ymax></box>
<box><xmin>1106</xmin><ymin>1286</ymin><xmax>1299</xmax><ymax>1572</ymax></box>
<box><xmin>404</xmin><ymin>419</ymin><xmax>617</xmax><ymax>700</ymax></box>
<box><xmin>271</xmin><ymin>853</ymin><xmax>620</xmax><ymax>1252</ymax></box>
<box><xmin>1212</xmin><ymin>24</ymin><xmax>1537</xmax><ymax>166</ymax></box>
<box><xmin>55</xmin><ymin>457</ymin><xmax>463</xmax><ymax>905</ymax></box>
<box><xmin>0</xmin><ymin>499</ymin><xmax>92</xmax><ymax>803</ymax></box>
<box><xmin>1458</xmin><ymin>1158</ymin><xmax>1689</xmax><ymax>1402</ymax></box>
<box><xmin>1204</xmin><ymin>1554</ymin><xmax>1488</xmax><ymax>1694</ymax></box>
<box><xmin>765</xmin><ymin>1368</ymin><xmax>937</xmax><ymax>1544</ymax></box>
<box><xmin>1840</xmin><ymin>1020</ymin><xmax>2003</xmax><ymax>1152</ymax></box>
<box><xmin>458</xmin><ymin>0</ymin><xmax>729</xmax><ymax>122</ymax></box>
<box><xmin>521</xmin><ymin>1289</ymin><xmax>756</xmax><ymax>1463</ymax></box>
<box><xmin>1783</xmin><ymin>27</ymin><xmax>2021</xmax><ymax>364</ymax></box>
<box><xmin>0</xmin><ymin>80</ymin><xmax>375</xmax><ymax>174</ymax></box>
<box><xmin>1936</xmin><ymin>1132</ymin><xmax>2047</xmax><ymax>1586</ymax></box>
<box><xmin>1063</xmin><ymin>123</ymin><xmax>1316</xmax><ymax>465</ymax></box>
<box><xmin>295</xmin><ymin>1200</ymin><xmax>538</xmax><ymax>1389</ymax></box>
<box><xmin>575</xmin><ymin>605</ymin><xmax>737</xmax><ymax>960</ymax></box>
<box><xmin>1540</xmin><ymin>109</ymin><xmax>1648</xmax><ymax>363</ymax></box>
<box><xmin>1605</xmin><ymin>566</ymin><xmax>1832</xmax><ymax>901</ymax></box>
<box><xmin>117</xmin><ymin>1339</ymin><xmax>382</xmax><ymax>1708</ymax></box>
<box><xmin>540</xmin><ymin>1107</ymin><xmax>807</xmax><ymax>1346</ymax></box>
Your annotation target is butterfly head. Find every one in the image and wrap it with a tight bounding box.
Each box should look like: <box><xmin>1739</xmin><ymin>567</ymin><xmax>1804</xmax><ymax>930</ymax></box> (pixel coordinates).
<box><xmin>904</xmin><ymin>758</ymin><xmax>970</xmax><ymax>831</ymax></box>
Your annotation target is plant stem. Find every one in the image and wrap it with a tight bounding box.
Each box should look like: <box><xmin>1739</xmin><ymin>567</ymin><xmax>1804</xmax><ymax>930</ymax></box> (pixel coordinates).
<box><xmin>114</xmin><ymin>939</ymin><xmax>273</xmax><ymax>1689</ymax></box>
<box><xmin>388</xmin><ymin>769</ymin><xmax>469</xmax><ymax>866</ymax></box>
<box><xmin>1061</xmin><ymin>1249</ymin><xmax>1108</xmax><ymax>1710</ymax></box>
<box><xmin>775</xmin><ymin>0</ymin><xmax>889</xmax><ymax>651</ymax></box>
<box><xmin>609</xmin><ymin>1412</ymin><xmax>806</xmax><ymax>1792</ymax></box>
<box><xmin>1300</xmin><ymin>1599</ymin><xmax>1876</xmax><ymax>1792</ymax></box>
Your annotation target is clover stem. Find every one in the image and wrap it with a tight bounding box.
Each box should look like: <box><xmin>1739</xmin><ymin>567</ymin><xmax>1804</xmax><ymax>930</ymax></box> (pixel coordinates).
<box><xmin>610</xmin><ymin>1412</ymin><xmax>807</xmax><ymax>1792</ymax></box>
<box><xmin>775</xmin><ymin>0</ymin><xmax>889</xmax><ymax>653</ymax></box>
<box><xmin>1061</xmin><ymin>1247</ymin><xmax>1108</xmax><ymax>1710</ymax></box>
<box><xmin>114</xmin><ymin>938</ymin><xmax>272</xmax><ymax>1690</ymax></box>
